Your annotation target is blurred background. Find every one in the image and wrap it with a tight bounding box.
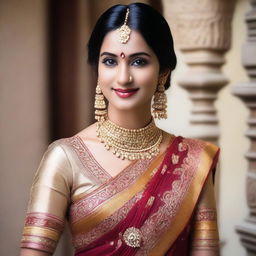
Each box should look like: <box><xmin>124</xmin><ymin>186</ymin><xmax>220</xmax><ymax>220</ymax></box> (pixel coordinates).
<box><xmin>1</xmin><ymin>0</ymin><xmax>255</xmax><ymax>255</ymax></box>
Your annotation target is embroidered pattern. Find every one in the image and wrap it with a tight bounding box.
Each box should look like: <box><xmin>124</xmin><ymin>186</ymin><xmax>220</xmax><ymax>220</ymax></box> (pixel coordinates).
<box><xmin>178</xmin><ymin>142</ymin><xmax>187</xmax><ymax>152</ymax></box>
<box><xmin>146</xmin><ymin>196</ymin><xmax>155</xmax><ymax>208</ymax></box>
<box><xmin>24</xmin><ymin>212</ymin><xmax>64</xmax><ymax>231</ymax></box>
<box><xmin>72</xmin><ymin>192</ymin><xmax>142</xmax><ymax>250</ymax></box>
<box><xmin>136</xmin><ymin>138</ymin><xmax>205</xmax><ymax>255</ymax></box>
<box><xmin>69</xmin><ymin>159</ymin><xmax>152</xmax><ymax>223</ymax></box>
<box><xmin>68</xmin><ymin>136</ymin><xmax>215</xmax><ymax>255</ymax></box>
<box><xmin>196</xmin><ymin>207</ymin><xmax>217</xmax><ymax>221</ymax></box>
<box><xmin>21</xmin><ymin>212</ymin><xmax>64</xmax><ymax>254</ymax></box>
<box><xmin>161</xmin><ymin>164</ymin><xmax>168</xmax><ymax>175</ymax></box>
<box><xmin>21</xmin><ymin>236</ymin><xmax>56</xmax><ymax>251</ymax></box>
<box><xmin>65</xmin><ymin>136</ymin><xmax>111</xmax><ymax>183</ymax></box>
<box><xmin>123</xmin><ymin>227</ymin><xmax>142</xmax><ymax>248</ymax></box>
<box><xmin>191</xmin><ymin>207</ymin><xmax>219</xmax><ymax>251</ymax></box>
<box><xmin>171</xmin><ymin>154</ymin><xmax>179</xmax><ymax>165</ymax></box>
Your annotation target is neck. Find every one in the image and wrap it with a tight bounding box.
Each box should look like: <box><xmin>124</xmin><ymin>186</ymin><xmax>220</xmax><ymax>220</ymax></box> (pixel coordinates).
<box><xmin>107</xmin><ymin>104</ymin><xmax>152</xmax><ymax>129</ymax></box>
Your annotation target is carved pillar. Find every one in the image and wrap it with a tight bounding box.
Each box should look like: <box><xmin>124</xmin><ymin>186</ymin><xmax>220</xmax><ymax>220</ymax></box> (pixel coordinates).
<box><xmin>232</xmin><ymin>0</ymin><xmax>256</xmax><ymax>254</ymax></box>
<box><xmin>164</xmin><ymin>0</ymin><xmax>236</xmax><ymax>143</ymax></box>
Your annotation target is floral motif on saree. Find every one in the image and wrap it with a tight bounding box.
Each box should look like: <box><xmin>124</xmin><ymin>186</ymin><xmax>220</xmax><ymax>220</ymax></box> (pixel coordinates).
<box><xmin>72</xmin><ymin>136</ymin><xmax>219</xmax><ymax>256</ymax></box>
<box><xmin>70</xmin><ymin>145</ymin><xmax>165</xmax><ymax>249</ymax></box>
<box><xmin>20</xmin><ymin>135</ymin><xmax>219</xmax><ymax>256</ymax></box>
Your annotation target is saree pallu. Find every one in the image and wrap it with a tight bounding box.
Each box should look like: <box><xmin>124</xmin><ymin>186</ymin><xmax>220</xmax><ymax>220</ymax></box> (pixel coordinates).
<box><xmin>70</xmin><ymin>136</ymin><xmax>219</xmax><ymax>256</ymax></box>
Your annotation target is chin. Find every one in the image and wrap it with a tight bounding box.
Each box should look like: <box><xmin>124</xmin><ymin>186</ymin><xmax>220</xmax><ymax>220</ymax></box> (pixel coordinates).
<box><xmin>110</xmin><ymin>102</ymin><xmax>150</xmax><ymax>113</ymax></box>
<box><xmin>114</xmin><ymin>104</ymin><xmax>139</xmax><ymax>112</ymax></box>
<box><xmin>107</xmin><ymin>94</ymin><xmax>152</xmax><ymax>112</ymax></box>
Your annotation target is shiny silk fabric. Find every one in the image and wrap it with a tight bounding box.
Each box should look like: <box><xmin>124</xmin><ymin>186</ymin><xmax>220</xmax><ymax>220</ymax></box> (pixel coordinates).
<box><xmin>21</xmin><ymin>135</ymin><xmax>219</xmax><ymax>255</ymax></box>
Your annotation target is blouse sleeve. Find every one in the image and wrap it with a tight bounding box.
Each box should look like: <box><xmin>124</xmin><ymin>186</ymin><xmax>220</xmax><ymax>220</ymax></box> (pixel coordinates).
<box><xmin>190</xmin><ymin>171</ymin><xmax>220</xmax><ymax>255</ymax></box>
<box><xmin>20</xmin><ymin>141</ymin><xmax>72</xmax><ymax>254</ymax></box>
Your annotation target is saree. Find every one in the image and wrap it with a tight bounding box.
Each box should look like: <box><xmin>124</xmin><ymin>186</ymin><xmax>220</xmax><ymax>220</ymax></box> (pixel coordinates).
<box><xmin>21</xmin><ymin>134</ymin><xmax>219</xmax><ymax>255</ymax></box>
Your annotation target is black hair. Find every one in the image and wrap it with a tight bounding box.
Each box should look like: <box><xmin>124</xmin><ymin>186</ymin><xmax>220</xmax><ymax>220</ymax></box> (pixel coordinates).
<box><xmin>87</xmin><ymin>2</ymin><xmax>176</xmax><ymax>89</ymax></box>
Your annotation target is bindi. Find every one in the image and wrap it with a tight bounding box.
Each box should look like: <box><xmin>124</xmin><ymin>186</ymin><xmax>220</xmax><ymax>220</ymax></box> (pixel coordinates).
<box><xmin>120</xmin><ymin>52</ymin><xmax>126</xmax><ymax>59</ymax></box>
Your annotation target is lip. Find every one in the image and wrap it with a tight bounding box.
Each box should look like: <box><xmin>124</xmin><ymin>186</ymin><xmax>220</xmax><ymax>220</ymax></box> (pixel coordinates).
<box><xmin>113</xmin><ymin>88</ymin><xmax>139</xmax><ymax>98</ymax></box>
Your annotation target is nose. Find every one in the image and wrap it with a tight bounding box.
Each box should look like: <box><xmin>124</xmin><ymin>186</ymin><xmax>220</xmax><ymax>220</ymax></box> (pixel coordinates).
<box><xmin>116</xmin><ymin>63</ymin><xmax>132</xmax><ymax>86</ymax></box>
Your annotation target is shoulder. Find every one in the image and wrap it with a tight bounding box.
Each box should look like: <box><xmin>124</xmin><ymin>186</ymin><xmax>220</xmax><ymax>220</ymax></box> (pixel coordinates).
<box><xmin>44</xmin><ymin>122</ymin><xmax>98</xmax><ymax>165</ymax></box>
<box><xmin>31</xmin><ymin>139</ymin><xmax>74</xmax><ymax>188</ymax></box>
<box><xmin>163</xmin><ymin>131</ymin><xmax>220</xmax><ymax>161</ymax></box>
<box><xmin>181</xmin><ymin>137</ymin><xmax>220</xmax><ymax>171</ymax></box>
<box><xmin>184</xmin><ymin>137</ymin><xmax>219</xmax><ymax>163</ymax></box>
<box><xmin>182</xmin><ymin>137</ymin><xmax>219</xmax><ymax>152</ymax></box>
<box><xmin>44</xmin><ymin>139</ymin><xmax>71</xmax><ymax>163</ymax></box>
<box><xmin>37</xmin><ymin>137</ymin><xmax>81</xmax><ymax>178</ymax></box>
<box><xmin>163</xmin><ymin>131</ymin><xmax>219</xmax><ymax>151</ymax></box>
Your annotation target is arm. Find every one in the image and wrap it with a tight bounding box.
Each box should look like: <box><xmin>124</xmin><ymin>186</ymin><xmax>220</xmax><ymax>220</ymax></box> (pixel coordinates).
<box><xmin>190</xmin><ymin>172</ymin><xmax>220</xmax><ymax>256</ymax></box>
<box><xmin>20</xmin><ymin>143</ymin><xmax>72</xmax><ymax>256</ymax></box>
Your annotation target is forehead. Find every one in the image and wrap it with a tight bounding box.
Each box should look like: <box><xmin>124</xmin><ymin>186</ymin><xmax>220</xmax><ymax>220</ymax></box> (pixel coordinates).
<box><xmin>100</xmin><ymin>29</ymin><xmax>155</xmax><ymax>55</ymax></box>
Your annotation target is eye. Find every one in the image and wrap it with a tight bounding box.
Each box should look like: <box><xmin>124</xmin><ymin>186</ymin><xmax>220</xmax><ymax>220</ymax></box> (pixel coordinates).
<box><xmin>102</xmin><ymin>58</ymin><xmax>117</xmax><ymax>66</ymax></box>
<box><xmin>131</xmin><ymin>58</ymin><xmax>148</xmax><ymax>67</ymax></box>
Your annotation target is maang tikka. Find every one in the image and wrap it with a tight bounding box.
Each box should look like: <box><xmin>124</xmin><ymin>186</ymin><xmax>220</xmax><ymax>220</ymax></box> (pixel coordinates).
<box><xmin>118</xmin><ymin>8</ymin><xmax>131</xmax><ymax>44</ymax></box>
<box><xmin>152</xmin><ymin>75</ymin><xmax>168</xmax><ymax>119</ymax></box>
<box><xmin>94</xmin><ymin>83</ymin><xmax>107</xmax><ymax>121</ymax></box>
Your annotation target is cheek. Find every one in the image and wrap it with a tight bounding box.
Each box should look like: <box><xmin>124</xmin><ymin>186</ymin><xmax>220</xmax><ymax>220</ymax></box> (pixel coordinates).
<box><xmin>135</xmin><ymin>67</ymin><xmax>158</xmax><ymax>91</ymax></box>
<box><xmin>98</xmin><ymin>65</ymin><xmax>115</xmax><ymax>84</ymax></box>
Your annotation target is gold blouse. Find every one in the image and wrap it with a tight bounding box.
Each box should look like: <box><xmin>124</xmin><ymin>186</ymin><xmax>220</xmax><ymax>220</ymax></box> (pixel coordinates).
<box><xmin>21</xmin><ymin>136</ymin><xmax>114</xmax><ymax>253</ymax></box>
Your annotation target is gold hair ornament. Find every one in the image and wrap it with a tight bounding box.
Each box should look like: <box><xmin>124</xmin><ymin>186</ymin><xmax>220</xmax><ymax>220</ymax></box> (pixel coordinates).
<box><xmin>118</xmin><ymin>8</ymin><xmax>131</xmax><ymax>44</ymax></box>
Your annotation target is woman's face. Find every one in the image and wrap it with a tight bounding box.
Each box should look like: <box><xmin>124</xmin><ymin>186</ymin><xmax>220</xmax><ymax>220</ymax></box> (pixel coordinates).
<box><xmin>98</xmin><ymin>29</ymin><xmax>160</xmax><ymax>112</ymax></box>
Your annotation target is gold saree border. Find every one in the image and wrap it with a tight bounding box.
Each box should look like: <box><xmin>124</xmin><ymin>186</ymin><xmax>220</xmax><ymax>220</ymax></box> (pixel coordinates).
<box><xmin>193</xmin><ymin>230</ymin><xmax>219</xmax><ymax>239</ymax></box>
<box><xmin>149</xmin><ymin>141</ymin><xmax>219</xmax><ymax>255</ymax></box>
<box><xmin>194</xmin><ymin>220</ymin><xmax>218</xmax><ymax>230</ymax></box>
<box><xmin>23</xmin><ymin>226</ymin><xmax>60</xmax><ymax>241</ymax></box>
<box><xmin>71</xmin><ymin>152</ymin><xmax>165</xmax><ymax>234</ymax></box>
<box><xmin>72</xmin><ymin>158</ymin><xmax>140</xmax><ymax>203</ymax></box>
<box><xmin>21</xmin><ymin>235</ymin><xmax>56</xmax><ymax>250</ymax></box>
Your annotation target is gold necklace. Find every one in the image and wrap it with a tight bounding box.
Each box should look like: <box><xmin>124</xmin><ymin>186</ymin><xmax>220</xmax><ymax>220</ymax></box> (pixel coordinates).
<box><xmin>96</xmin><ymin>118</ymin><xmax>163</xmax><ymax>160</ymax></box>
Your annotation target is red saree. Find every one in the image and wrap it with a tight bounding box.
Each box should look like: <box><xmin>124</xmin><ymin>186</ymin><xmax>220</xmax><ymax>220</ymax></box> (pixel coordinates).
<box><xmin>70</xmin><ymin>136</ymin><xmax>219</xmax><ymax>256</ymax></box>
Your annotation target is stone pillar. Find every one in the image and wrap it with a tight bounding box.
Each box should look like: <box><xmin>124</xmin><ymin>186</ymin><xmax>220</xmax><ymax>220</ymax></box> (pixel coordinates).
<box><xmin>232</xmin><ymin>0</ymin><xmax>256</xmax><ymax>254</ymax></box>
<box><xmin>164</xmin><ymin>0</ymin><xmax>236</xmax><ymax>143</ymax></box>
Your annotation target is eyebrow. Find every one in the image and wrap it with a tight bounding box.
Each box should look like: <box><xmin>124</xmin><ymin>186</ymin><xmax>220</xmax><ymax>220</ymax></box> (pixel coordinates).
<box><xmin>100</xmin><ymin>52</ymin><xmax>151</xmax><ymax>58</ymax></box>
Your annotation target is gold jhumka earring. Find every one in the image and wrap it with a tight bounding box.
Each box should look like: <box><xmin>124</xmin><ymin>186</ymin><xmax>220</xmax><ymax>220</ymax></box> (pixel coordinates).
<box><xmin>94</xmin><ymin>83</ymin><xmax>107</xmax><ymax>121</ymax></box>
<box><xmin>152</xmin><ymin>75</ymin><xmax>168</xmax><ymax>119</ymax></box>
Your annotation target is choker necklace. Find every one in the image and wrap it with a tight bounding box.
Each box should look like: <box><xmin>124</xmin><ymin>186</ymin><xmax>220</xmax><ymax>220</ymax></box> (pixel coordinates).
<box><xmin>96</xmin><ymin>119</ymin><xmax>163</xmax><ymax>160</ymax></box>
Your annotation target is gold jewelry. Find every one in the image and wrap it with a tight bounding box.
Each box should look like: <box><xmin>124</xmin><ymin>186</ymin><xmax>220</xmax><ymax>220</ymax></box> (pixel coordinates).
<box><xmin>128</xmin><ymin>75</ymin><xmax>133</xmax><ymax>83</ymax></box>
<box><xmin>96</xmin><ymin>118</ymin><xmax>163</xmax><ymax>160</ymax></box>
<box><xmin>123</xmin><ymin>227</ymin><xmax>142</xmax><ymax>248</ymax></box>
<box><xmin>94</xmin><ymin>83</ymin><xmax>107</xmax><ymax>121</ymax></box>
<box><xmin>152</xmin><ymin>75</ymin><xmax>168</xmax><ymax>119</ymax></box>
<box><xmin>118</xmin><ymin>8</ymin><xmax>131</xmax><ymax>44</ymax></box>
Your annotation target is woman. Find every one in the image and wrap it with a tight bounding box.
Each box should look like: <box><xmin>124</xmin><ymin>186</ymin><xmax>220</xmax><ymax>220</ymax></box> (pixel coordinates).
<box><xmin>20</xmin><ymin>3</ymin><xmax>220</xmax><ymax>256</ymax></box>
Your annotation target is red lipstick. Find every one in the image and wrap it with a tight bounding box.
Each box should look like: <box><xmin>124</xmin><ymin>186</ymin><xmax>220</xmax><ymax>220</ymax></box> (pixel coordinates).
<box><xmin>113</xmin><ymin>88</ymin><xmax>139</xmax><ymax>98</ymax></box>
